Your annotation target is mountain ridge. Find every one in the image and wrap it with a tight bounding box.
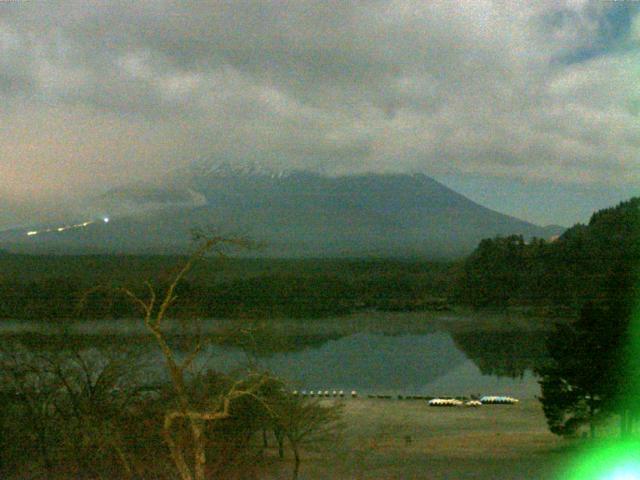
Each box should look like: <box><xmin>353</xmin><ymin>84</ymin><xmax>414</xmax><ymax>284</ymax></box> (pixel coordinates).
<box><xmin>0</xmin><ymin>166</ymin><xmax>564</xmax><ymax>258</ymax></box>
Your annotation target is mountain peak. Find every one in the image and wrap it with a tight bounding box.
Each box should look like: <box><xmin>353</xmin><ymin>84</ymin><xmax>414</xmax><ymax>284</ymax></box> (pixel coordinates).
<box><xmin>2</xmin><ymin>166</ymin><xmax>566</xmax><ymax>258</ymax></box>
<box><xmin>171</xmin><ymin>159</ymin><xmax>292</xmax><ymax>182</ymax></box>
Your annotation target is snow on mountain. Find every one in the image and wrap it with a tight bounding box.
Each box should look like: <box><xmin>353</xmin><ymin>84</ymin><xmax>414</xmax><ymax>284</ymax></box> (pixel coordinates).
<box><xmin>1</xmin><ymin>160</ymin><xmax>565</xmax><ymax>257</ymax></box>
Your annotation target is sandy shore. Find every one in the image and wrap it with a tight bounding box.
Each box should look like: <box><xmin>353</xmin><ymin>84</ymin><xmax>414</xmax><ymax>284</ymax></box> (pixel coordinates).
<box><xmin>270</xmin><ymin>398</ymin><xmax>577</xmax><ymax>479</ymax></box>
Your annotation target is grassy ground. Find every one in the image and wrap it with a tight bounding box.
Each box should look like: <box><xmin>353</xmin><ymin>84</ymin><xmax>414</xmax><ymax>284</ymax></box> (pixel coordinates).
<box><xmin>273</xmin><ymin>398</ymin><xmax>577</xmax><ymax>480</ymax></box>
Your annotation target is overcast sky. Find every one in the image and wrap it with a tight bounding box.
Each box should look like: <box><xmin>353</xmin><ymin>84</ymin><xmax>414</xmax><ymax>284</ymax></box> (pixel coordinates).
<box><xmin>1</xmin><ymin>0</ymin><xmax>638</xmax><ymax>227</ymax></box>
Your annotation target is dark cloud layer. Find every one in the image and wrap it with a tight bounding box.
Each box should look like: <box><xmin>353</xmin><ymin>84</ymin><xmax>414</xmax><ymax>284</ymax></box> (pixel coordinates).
<box><xmin>0</xmin><ymin>1</ymin><xmax>638</xmax><ymax>222</ymax></box>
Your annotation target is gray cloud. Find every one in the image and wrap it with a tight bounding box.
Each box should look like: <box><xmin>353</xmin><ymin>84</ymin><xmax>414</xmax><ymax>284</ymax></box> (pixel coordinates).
<box><xmin>0</xmin><ymin>0</ymin><xmax>638</xmax><ymax>207</ymax></box>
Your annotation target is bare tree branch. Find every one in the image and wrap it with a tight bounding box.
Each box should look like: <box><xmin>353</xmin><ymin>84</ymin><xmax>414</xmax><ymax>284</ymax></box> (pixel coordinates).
<box><xmin>180</xmin><ymin>339</ymin><xmax>203</xmax><ymax>372</ymax></box>
<box><xmin>118</xmin><ymin>234</ymin><xmax>257</xmax><ymax>480</ymax></box>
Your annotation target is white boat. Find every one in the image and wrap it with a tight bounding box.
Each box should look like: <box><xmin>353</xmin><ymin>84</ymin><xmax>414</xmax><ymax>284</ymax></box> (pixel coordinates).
<box><xmin>479</xmin><ymin>396</ymin><xmax>519</xmax><ymax>405</ymax></box>
<box><xmin>428</xmin><ymin>398</ymin><xmax>463</xmax><ymax>407</ymax></box>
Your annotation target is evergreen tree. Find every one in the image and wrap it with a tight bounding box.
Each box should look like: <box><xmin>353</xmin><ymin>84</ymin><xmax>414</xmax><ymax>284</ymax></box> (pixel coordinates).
<box><xmin>537</xmin><ymin>263</ymin><xmax>639</xmax><ymax>438</ymax></box>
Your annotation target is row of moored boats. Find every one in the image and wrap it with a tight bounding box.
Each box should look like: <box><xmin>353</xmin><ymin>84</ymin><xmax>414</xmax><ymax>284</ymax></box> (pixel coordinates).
<box><xmin>291</xmin><ymin>390</ymin><xmax>519</xmax><ymax>405</ymax></box>
<box><xmin>427</xmin><ymin>396</ymin><xmax>519</xmax><ymax>407</ymax></box>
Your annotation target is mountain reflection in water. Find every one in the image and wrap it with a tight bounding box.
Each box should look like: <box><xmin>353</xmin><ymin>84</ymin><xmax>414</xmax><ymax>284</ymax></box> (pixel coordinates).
<box><xmin>202</xmin><ymin>331</ymin><xmax>548</xmax><ymax>398</ymax></box>
<box><xmin>0</xmin><ymin>317</ymin><xmax>551</xmax><ymax>399</ymax></box>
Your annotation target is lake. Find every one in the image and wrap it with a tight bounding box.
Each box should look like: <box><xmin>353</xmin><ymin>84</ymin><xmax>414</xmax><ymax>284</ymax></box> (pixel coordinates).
<box><xmin>0</xmin><ymin>311</ymin><xmax>553</xmax><ymax>399</ymax></box>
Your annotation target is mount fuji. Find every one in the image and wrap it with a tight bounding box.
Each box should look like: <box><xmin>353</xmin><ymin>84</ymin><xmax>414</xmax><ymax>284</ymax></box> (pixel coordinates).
<box><xmin>0</xmin><ymin>162</ymin><xmax>564</xmax><ymax>258</ymax></box>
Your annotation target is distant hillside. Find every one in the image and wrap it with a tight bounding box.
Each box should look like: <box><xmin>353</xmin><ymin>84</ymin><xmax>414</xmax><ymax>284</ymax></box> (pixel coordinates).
<box><xmin>452</xmin><ymin>197</ymin><xmax>640</xmax><ymax>311</ymax></box>
<box><xmin>0</xmin><ymin>163</ymin><xmax>563</xmax><ymax>258</ymax></box>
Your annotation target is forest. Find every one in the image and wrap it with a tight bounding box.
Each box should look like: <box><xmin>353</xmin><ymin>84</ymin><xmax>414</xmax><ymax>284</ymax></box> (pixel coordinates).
<box><xmin>452</xmin><ymin>198</ymin><xmax>640</xmax><ymax>438</ymax></box>
<box><xmin>0</xmin><ymin>255</ymin><xmax>452</xmax><ymax>321</ymax></box>
<box><xmin>452</xmin><ymin>197</ymin><xmax>640</xmax><ymax>314</ymax></box>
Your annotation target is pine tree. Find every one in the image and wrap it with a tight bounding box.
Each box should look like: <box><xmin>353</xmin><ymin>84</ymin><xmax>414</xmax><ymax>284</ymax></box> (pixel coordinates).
<box><xmin>537</xmin><ymin>264</ymin><xmax>638</xmax><ymax>438</ymax></box>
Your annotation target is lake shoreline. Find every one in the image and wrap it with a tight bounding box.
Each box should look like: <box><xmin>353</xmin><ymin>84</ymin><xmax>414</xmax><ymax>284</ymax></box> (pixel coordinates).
<box><xmin>0</xmin><ymin>309</ymin><xmax>560</xmax><ymax>337</ymax></box>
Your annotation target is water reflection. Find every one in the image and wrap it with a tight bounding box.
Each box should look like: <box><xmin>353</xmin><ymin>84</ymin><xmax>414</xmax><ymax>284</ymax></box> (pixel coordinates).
<box><xmin>451</xmin><ymin>331</ymin><xmax>548</xmax><ymax>379</ymax></box>
<box><xmin>0</xmin><ymin>317</ymin><xmax>551</xmax><ymax>398</ymax></box>
<box><xmin>221</xmin><ymin>330</ymin><xmax>548</xmax><ymax>398</ymax></box>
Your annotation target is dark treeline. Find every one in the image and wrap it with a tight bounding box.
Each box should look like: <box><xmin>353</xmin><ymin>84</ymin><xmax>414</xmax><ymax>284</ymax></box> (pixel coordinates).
<box><xmin>453</xmin><ymin>197</ymin><xmax>640</xmax><ymax>438</ymax></box>
<box><xmin>536</xmin><ymin>238</ymin><xmax>640</xmax><ymax>438</ymax></box>
<box><xmin>452</xmin><ymin>197</ymin><xmax>640</xmax><ymax>314</ymax></box>
<box><xmin>0</xmin><ymin>256</ymin><xmax>452</xmax><ymax>321</ymax></box>
<box><xmin>453</xmin><ymin>197</ymin><xmax>640</xmax><ymax>437</ymax></box>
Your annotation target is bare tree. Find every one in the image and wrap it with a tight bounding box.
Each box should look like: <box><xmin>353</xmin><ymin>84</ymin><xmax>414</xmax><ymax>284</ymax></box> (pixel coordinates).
<box><xmin>46</xmin><ymin>348</ymin><xmax>148</xmax><ymax>479</ymax></box>
<box><xmin>121</xmin><ymin>235</ymin><xmax>274</xmax><ymax>480</ymax></box>
<box><xmin>0</xmin><ymin>342</ymin><xmax>152</xmax><ymax>479</ymax></box>
<box><xmin>275</xmin><ymin>396</ymin><xmax>344</xmax><ymax>480</ymax></box>
<box><xmin>0</xmin><ymin>345</ymin><xmax>61</xmax><ymax>475</ymax></box>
